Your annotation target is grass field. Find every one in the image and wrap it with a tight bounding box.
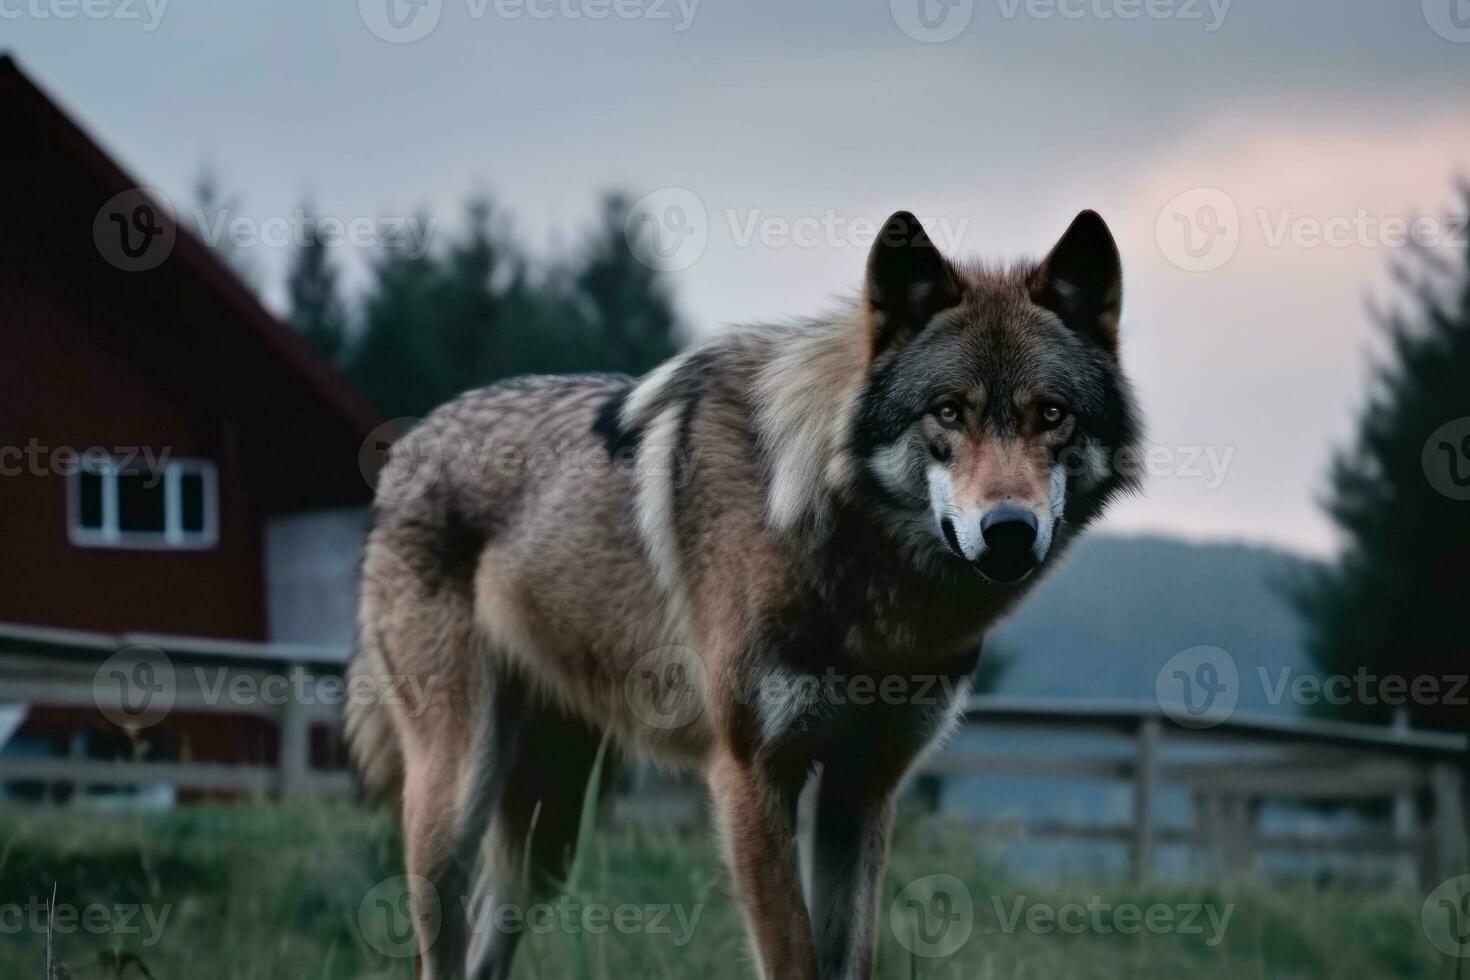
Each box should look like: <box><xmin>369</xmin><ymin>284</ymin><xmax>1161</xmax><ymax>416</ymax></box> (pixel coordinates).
<box><xmin>0</xmin><ymin>801</ymin><xmax>1456</xmax><ymax>979</ymax></box>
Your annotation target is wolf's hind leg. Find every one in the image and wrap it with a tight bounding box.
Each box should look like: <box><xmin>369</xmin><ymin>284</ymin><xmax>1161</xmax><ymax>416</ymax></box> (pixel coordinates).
<box><xmin>399</xmin><ymin>648</ymin><xmax>531</xmax><ymax>980</ymax></box>
<box><xmin>466</xmin><ymin>690</ymin><xmax>615</xmax><ymax>980</ymax></box>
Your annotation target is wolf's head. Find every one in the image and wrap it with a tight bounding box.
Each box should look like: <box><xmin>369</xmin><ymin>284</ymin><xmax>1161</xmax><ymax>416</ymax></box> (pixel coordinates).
<box><xmin>851</xmin><ymin>210</ymin><xmax>1141</xmax><ymax>583</ymax></box>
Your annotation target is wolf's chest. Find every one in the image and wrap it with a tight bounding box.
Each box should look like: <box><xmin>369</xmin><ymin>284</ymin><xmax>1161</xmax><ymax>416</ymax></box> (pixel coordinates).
<box><xmin>743</xmin><ymin>659</ymin><xmax>971</xmax><ymax>766</ymax></box>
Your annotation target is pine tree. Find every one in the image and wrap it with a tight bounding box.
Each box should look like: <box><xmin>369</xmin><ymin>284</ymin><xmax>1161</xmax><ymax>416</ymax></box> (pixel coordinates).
<box><xmin>1292</xmin><ymin>187</ymin><xmax>1470</xmax><ymax>733</ymax></box>
<box><xmin>571</xmin><ymin>193</ymin><xmax>683</xmax><ymax>374</ymax></box>
<box><xmin>437</xmin><ymin>197</ymin><xmax>504</xmax><ymax>392</ymax></box>
<box><xmin>286</xmin><ymin>211</ymin><xmax>350</xmax><ymax>363</ymax></box>
<box><xmin>191</xmin><ymin>162</ymin><xmax>258</xmax><ymax>290</ymax></box>
<box><xmin>344</xmin><ymin>191</ymin><xmax>687</xmax><ymax>418</ymax></box>
<box><xmin>346</xmin><ymin>240</ymin><xmax>446</xmax><ymax>420</ymax></box>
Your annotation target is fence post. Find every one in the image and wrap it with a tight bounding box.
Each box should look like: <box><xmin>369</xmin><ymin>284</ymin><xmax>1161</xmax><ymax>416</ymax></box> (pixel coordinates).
<box><xmin>277</xmin><ymin>665</ymin><xmax>310</xmax><ymax>798</ymax></box>
<box><xmin>1391</xmin><ymin>710</ymin><xmax>1421</xmax><ymax>892</ymax></box>
<box><xmin>1132</xmin><ymin>715</ymin><xmax>1161</xmax><ymax>881</ymax></box>
<box><xmin>1431</xmin><ymin>763</ymin><xmax>1468</xmax><ymax>885</ymax></box>
<box><xmin>1193</xmin><ymin>790</ymin><xmax>1227</xmax><ymax>876</ymax></box>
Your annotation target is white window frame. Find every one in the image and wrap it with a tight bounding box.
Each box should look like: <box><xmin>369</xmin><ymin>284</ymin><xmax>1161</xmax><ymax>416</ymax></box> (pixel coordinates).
<box><xmin>67</xmin><ymin>456</ymin><xmax>219</xmax><ymax>550</ymax></box>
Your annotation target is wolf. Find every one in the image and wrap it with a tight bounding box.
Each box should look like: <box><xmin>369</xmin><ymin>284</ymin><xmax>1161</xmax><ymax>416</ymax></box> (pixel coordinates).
<box><xmin>346</xmin><ymin>209</ymin><xmax>1142</xmax><ymax>980</ymax></box>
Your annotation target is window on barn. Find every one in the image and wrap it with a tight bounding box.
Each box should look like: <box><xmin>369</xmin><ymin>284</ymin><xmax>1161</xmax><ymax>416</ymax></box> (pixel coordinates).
<box><xmin>68</xmin><ymin>457</ymin><xmax>219</xmax><ymax>549</ymax></box>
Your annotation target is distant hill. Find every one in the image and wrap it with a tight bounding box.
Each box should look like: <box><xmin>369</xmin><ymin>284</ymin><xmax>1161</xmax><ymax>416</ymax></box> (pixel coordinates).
<box><xmin>988</xmin><ymin>534</ymin><xmax>1320</xmax><ymax>717</ymax></box>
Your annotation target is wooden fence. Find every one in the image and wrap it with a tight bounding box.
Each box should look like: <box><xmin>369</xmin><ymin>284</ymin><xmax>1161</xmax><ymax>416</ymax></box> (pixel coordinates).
<box><xmin>936</xmin><ymin>697</ymin><xmax>1468</xmax><ymax>890</ymax></box>
<box><xmin>0</xmin><ymin>623</ymin><xmax>352</xmax><ymax>800</ymax></box>
<box><xmin>1</xmin><ymin>624</ymin><xmax>1465</xmax><ymax>889</ymax></box>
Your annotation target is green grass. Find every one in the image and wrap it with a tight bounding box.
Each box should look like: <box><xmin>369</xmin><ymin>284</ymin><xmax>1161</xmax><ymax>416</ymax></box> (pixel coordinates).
<box><xmin>0</xmin><ymin>801</ymin><xmax>1454</xmax><ymax>979</ymax></box>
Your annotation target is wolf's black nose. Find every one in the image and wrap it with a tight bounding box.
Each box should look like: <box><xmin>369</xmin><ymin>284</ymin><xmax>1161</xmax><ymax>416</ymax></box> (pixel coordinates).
<box><xmin>981</xmin><ymin>507</ymin><xmax>1038</xmax><ymax>556</ymax></box>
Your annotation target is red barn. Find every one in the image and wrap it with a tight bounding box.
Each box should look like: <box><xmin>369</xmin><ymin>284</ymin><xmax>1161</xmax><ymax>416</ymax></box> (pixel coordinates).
<box><xmin>0</xmin><ymin>55</ymin><xmax>382</xmax><ymax>803</ymax></box>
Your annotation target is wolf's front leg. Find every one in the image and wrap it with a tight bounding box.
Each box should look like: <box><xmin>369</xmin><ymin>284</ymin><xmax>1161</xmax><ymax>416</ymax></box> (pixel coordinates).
<box><xmin>709</xmin><ymin>751</ymin><xmax>818</xmax><ymax>980</ymax></box>
<box><xmin>809</xmin><ymin>767</ymin><xmax>897</xmax><ymax>980</ymax></box>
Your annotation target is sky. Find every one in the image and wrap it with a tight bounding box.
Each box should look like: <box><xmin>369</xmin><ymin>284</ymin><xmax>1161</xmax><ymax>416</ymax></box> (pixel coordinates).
<box><xmin>5</xmin><ymin>0</ymin><xmax>1469</xmax><ymax>556</ymax></box>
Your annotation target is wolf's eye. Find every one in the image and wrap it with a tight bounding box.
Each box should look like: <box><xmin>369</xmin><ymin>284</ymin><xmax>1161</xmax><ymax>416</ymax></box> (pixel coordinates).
<box><xmin>1041</xmin><ymin>405</ymin><xmax>1067</xmax><ymax>427</ymax></box>
<box><xmin>935</xmin><ymin>403</ymin><xmax>962</xmax><ymax>427</ymax></box>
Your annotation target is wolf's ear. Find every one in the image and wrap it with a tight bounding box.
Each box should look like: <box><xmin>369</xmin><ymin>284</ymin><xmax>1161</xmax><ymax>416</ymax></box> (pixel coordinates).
<box><xmin>1030</xmin><ymin>210</ymin><xmax>1123</xmax><ymax>355</ymax></box>
<box><xmin>865</xmin><ymin>211</ymin><xmax>962</xmax><ymax>355</ymax></box>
